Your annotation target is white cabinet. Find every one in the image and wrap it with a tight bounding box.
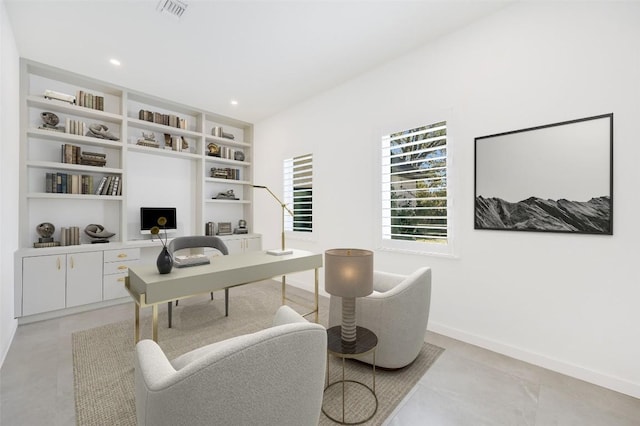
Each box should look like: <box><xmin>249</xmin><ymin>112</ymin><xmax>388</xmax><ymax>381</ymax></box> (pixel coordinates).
<box><xmin>219</xmin><ymin>234</ymin><xmax>262</xmax><ymax>255</ymax></box>
<box><xmin>22</xmin><ymin>254</ymin><xmax>66</xmax><ymax>316</ymax></box>
<box><xmin>66</xmin><ymin>251</ymin><xmax>103</xmax><ymax>307</ymax></box>
<box><xmin>22</xmin><ymin>250</ymin><xmax>102</xmax><ymax>315</ymax></box>
<box><xmin>103</xmin><ymin>248</ymin><xmax>140</xmax><ymax>300</ymax></box>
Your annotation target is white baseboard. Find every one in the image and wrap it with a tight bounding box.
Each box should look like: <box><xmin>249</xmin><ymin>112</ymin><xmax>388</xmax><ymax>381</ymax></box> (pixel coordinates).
<box><xmin>0</xmin><ymin>319</ymin><xmax>18</xmax><ymax>369</ymax></box>
<box><xmin>428</xmin><ymin>321</ymin><xmax>640</xmax><ymax>399</ymax></box>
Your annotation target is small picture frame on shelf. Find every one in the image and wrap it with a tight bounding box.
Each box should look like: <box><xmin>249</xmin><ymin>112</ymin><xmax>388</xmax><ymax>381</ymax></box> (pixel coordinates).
<box><xmin>217</xmin><ymin>222</ymin><xmax>232</xmax><ymax>235</ymax></box>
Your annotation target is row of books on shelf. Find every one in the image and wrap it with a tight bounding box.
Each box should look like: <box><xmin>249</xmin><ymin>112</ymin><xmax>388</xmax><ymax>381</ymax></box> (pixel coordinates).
<box><xmin>138</xmin><ymin>109</ymin><xmax>187</xmax><ymax>129</ymax></box>
<box><xmin>60</xmin><ymin>226</ymin><xmax>81</xmax><ymax>246</ymax></box>
<box><xmin>95</xmin><ymin>176</ymin><xmax>122</xmax><ymax>196</ymax></box>
<box><xmin>210</xmin><ymin>168</ymin><xmax>241</xmax><ymax>180</ymax></box>
<box><xmin>65</xmin><ymin>118</ymin><xmax>86</xmax><ymax>136</ymax></box>
<box><xmin>61</xmin><ymin>144</ymin><xmax>107</xmax><ymax>167</ymax></box>
<box><xmin>76</xmin><ymin>90</ymin><xmax>104</xmax><ymax>111</ymax></box>
<box><xmin>44</xmin><ymin>173</ymin><xmax>122</xmax><ymax>196</ymax></box>
<box><xmin>211</xmin><ymin>146</ymin><xmax>242</xmax><ymax>161</ymax></box>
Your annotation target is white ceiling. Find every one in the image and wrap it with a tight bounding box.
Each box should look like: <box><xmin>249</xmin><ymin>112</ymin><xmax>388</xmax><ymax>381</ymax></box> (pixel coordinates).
<box><xmin>5</xmin><ymin>0</ymin><xmax>511</xmax><ymax>123</ymax></box>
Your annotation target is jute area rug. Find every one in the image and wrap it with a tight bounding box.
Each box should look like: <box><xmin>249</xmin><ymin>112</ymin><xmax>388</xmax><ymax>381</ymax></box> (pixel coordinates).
<box><xmin>73</xmin><ymin>280</ymin><xmax>443</xmax><ymax>425</ymax></box>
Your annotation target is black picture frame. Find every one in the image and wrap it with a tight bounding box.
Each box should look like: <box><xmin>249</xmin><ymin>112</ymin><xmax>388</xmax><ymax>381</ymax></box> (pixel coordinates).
<box><xmin>474</xmin><ymin>113</ymin><xmax>613</xmax><ymax>235</ymax></box>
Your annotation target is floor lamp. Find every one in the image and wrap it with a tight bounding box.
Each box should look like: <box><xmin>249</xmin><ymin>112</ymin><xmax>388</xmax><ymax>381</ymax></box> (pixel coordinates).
<box><xmin>252</xmin><ymin>185</ymin><xmax>294</xmax><ymax>255</ymax></box>
<box><xmin>253</xmin><ymin>184</ymin><xmax>294</xmax><ymax>305</ymax></box>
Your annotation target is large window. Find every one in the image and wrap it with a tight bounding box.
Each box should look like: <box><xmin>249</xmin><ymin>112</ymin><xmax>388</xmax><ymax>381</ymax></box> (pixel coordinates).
<box><xmin>381</xmin><ymin>121</ymin><xmax>448</xmax><ymax>248</ymax></box>
<box><xmin>284</xmin><ymin>154</ymin><xmax>313</xmax><ymax>233</ymax></box>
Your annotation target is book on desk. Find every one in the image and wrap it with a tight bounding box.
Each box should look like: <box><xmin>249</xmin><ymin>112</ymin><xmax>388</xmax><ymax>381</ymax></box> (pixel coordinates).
<box><xmin>174</xmin><ymin>254</ymin><xmax>211</xmax><ymax>268</ymax></box>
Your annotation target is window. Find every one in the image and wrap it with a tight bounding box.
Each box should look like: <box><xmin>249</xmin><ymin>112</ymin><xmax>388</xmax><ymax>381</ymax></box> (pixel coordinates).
<box><xmin>381</xmin><ymin>121</ymin><xmax>448</xmax><ymax>249</ymax></box>
<box><xmin>284</xmin><ymin>154</ymin><xmax>313</xmax><ymax>233</ymax></box>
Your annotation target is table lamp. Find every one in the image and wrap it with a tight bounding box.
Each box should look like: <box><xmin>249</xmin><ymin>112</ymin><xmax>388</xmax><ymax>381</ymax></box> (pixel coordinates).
<box><xmin>325</xmin><ymin>248</ymin><xmax>373</xmax><ymax>342</ymax></box>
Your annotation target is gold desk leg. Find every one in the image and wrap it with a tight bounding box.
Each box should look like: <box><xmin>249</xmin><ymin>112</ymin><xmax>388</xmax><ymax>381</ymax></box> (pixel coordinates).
<box><xmin>134</xmin><ymin>302</ymin><xmax>140</xmax><ymax>344</ymax></box>
<box><xmin>281</xmin><ymin>275</ymin><xmax>286</xmax><ymax>305</ymax></box>
<box><xmin>314</xmin><ymin>268</ymin><xmax>319</xmax><ymax>323</ymax></box>
<box><xmin>152</xmin><ymin>304</ymin><xmax>158</xmax><ymax>342</ymax></box>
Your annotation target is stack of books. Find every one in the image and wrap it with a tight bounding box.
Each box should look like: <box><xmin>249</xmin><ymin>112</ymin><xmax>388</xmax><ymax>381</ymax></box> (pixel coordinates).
<box><xmin>76</xmin><ymin>90</ymin><xmax>104</xmax><ymax>111</ymax></box>
<box><xmin>61</xmin><ymin>144</ymin><xmax>107</xmax><ymax>167</ymax></box>
<box><xmin>80</xmin><ymin>151</ymin><xmax>107</xmax><ymax>167</ymax></box>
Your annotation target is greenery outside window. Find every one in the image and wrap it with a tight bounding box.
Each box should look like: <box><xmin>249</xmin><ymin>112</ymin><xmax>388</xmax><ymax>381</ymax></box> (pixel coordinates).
<box><xmin>380</xmin><ymin>121</ymin><xmax>449</xmax><ymax>252</ymax></box>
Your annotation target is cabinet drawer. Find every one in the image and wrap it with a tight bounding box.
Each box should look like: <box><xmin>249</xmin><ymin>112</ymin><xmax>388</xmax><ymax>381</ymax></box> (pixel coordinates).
<box><xmin>103</xmin><ymin>273</ymin><xmax>130</xmax><ymax>300</ymax></box>
<box><xmin>104</xmin><ymin>248</ymin><xmax>140</xmax><ymax>263</ymax></box>
<box><xmin>104</xmin><ymin>259</ymin><xmax>138</xmax><ymax>275</ymax></box>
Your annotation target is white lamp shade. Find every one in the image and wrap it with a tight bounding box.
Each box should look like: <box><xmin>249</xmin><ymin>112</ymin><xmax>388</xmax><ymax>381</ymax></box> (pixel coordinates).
<box><xmin>324</xmin><ymin>248</ymin><xmax>373</xmax><ymax>298</ymax></box>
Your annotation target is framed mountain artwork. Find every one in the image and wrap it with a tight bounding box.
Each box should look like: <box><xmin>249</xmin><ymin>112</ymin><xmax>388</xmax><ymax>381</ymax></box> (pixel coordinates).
<box><xmin>474</xmin><ymin>113</ymin><xmax>613</xmax><ymax>235</ymax></box>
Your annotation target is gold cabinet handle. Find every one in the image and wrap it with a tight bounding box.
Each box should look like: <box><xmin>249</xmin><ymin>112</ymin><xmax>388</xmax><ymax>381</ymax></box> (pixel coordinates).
<box><xmin>57</xmin><ymin>257</ymin><xmax>61</xmax><ymax>270</ymax></box>
<box><xmin>117</xmin><ymin>253</ymin><xmax>128</xmax><ymax>259</ymax></box>
<box><xmin>70</xmin><ymin>256</ymin><xmax>74</xmax><ymax>269</ymax></box>
<box><xmin>117</xmin><ymin>265</ymin><xmax>128</xmax><ymax>270</ymax></box>
<box><xmin>117</xmin><ymin>277</ymin><xmax>125</xmax><ymax>283</ymax></box>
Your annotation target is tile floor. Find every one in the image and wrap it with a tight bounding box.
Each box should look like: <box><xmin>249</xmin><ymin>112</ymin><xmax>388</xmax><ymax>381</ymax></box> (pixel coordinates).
<box><xmin>2</xmin><ymin>284</ymin><xmax>639</xmax><ymax>426</ymax></box>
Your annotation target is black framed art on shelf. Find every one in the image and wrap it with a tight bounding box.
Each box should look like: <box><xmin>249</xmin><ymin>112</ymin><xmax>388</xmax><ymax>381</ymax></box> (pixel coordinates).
<box><xmin>474</xmin><ymin>113</ymin><xmax>613</xmax><ymax>235</ymax></box>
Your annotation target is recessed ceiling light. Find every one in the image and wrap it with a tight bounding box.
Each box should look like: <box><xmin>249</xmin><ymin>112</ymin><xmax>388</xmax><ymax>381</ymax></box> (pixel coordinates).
<box><xmin>109</xmin><ymin>59</ymin><xmax>121</xmax><ymax>66</ymax></box>
<box><xmin>230</xmin><ymin>100</ymin><xmax>238</xmax><ymax>106</ymax></box>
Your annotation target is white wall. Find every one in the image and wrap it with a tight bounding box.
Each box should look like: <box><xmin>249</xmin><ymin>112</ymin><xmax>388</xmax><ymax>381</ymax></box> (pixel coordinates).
<box><xmin>254</xmin><ymin>2</ymin><xmax>640</xmax><ymax>397</ymax></box>
<box><xmin>0</xmin><ymin>0</ymin><xmax>20</xmax><ymax>366</ymax></box>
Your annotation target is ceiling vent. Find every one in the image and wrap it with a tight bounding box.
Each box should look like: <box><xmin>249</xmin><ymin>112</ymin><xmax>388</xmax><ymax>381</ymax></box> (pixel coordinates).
<box><xmin>157</xmin><ymin>0</ymin><xmax>188</xmax><ymax>19</ymax></box>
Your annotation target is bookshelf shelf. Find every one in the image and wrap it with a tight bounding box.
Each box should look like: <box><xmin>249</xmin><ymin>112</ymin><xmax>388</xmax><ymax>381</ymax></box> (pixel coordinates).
<box><xmin>127</xmin><ymin>144</ymin><xmax>202</xmax><ymax>160</ymax></box>
<box><xmin>26</xmin><ymin>160</ymin><xmax>123</xmax><ymax>174</ymax></box>
<box><xmin>27</xmin><ymin>95</ymin><xmax>123</xmax><ymax>124</ymax></box>
<box><xmin>205</xmin><ymin>134</ymin><xmax>251</xmax><ymax>149</ymax></box>
<box><xmin>205</xmin><ymin>157</ymin><xmax>251</xmax><ymax>167</ymax></box>
<box><xmin>27</xmin><ymin>128</ymin><xmax>123</xmax><ymax>149</ymax></box>
<box><xmin>205</xmin><ymin>199</ymin><xmax>252</xmax><ymax>204</ymax></box>
<box><xmin>26</xmin><ymin>193</ymin><xmax>124</xmax><ymax>201</ymax></box>
<box><xmin>205</xmin><ymin>177</ymin><xmax>252</xmax><ymax>185</ymax></box>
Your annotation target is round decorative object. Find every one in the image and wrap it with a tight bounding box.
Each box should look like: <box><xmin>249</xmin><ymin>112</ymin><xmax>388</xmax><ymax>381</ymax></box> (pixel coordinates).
<box><xmin>36</xmin><ymin>222</ymin><xmax>55</xmax><ymax>238</ymax></box>
<box><xmin>234</xmin><ymin>151</ymin><xmax>245</xmax><ymax>161</ymax></box>
<box><xmin>156</xmin><ymin>247</ymin><xmax>173</xmax><ymax>274</ymax></box>
<box><xmin>207</xmin><ymin>143</ymin><xmax>220</xmax><ymax>156</ymax></box>
<box><xmin>40</xmin><ymin>112</ymin><xmax>59</xmax><ymax>126</ymax></box>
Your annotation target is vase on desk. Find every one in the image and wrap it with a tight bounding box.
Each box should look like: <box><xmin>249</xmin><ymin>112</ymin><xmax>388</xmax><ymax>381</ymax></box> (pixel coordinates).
<box><xmin>156</xmin><ymin>247</ymin><xmax>173</xmax><ymax>274</ymax></box>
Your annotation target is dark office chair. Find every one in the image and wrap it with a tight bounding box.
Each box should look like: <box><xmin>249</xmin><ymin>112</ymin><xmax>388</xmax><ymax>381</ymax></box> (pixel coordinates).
<box><xmin>166</xmin><ymin>236</ymin><xmax>229</xmax><ymax>328</ymax></box>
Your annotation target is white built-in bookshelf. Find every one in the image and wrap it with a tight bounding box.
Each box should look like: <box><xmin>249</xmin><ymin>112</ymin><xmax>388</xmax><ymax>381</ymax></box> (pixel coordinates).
<box><xmin>16</xmin><ymin>59</ymin><xmax>259</xmax><ymax>319</ymax></box>
<box><xmin>19</xmin><ymin>58</ymin><xmax>255</xmax><ymax>248</ymax></box>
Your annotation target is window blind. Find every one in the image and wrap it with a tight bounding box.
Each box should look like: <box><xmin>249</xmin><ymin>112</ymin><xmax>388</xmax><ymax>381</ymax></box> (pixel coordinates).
<box><xmin>381</xmin><ymin>122</ymin><xmax>448</xmax><ymax>244</ymax></box>
<box><xmin>284</xmin><ymin>154</ymin><xmax>313</xmax><ymax>232</ymax></box>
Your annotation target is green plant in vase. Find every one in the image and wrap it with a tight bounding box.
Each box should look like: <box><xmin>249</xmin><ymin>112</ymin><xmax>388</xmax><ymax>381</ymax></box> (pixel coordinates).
<box><xmin>151</xmin><ymin>217</ymin><xmax>172</xmax><ymax>274</ymax></box>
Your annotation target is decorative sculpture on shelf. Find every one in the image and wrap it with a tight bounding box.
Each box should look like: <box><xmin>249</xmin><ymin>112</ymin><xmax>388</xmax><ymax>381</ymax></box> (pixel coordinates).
<box><xmin>36</xmin><ymin>222</ymin><xmax>55</xmax><ymax>242</ymax></box>
<box><xmin>136</xmin><ymin>132</ymin><xmax>159</xmax><ymax>148</ymax></box>
<box><xmin>214</xmin><ymin>189</ymin><xmax>238</xmax><ymax>200</ymax></box>
<box><xmin>86</xmin><ymin>124</ymin><xmax>119</xmax><ymax>140</ymax></box>
<box><xmin>34</xmin><ymin>222</ymin><xmax>60</xmax><ymax>248</ymax></box>
<box><xmin>39</xmin><ymin>112</ymin><xmax>64</xmax><ymax>132</ymax></box>
<box><xmin>84</xmin><ymin>224</ymin><xmax>115</xmax><ymax>244</ymax></box>
<box><xmin>207</xmin><ymin>143</ymin><xmax>220</xmax><ymax>157</ymax></box>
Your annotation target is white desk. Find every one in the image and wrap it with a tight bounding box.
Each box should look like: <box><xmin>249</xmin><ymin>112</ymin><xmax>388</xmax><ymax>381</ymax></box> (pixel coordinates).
<box><xmin>126</xmin><ymin>249</ymin><xmax>323</xmax><ymax>342</ymax></box>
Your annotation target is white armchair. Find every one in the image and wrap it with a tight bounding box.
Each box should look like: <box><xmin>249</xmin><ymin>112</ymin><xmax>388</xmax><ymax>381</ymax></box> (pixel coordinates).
<box><xmin>329</xmin><ymin>266</ymin><xmax>431</xmax><ymax>369</ymax></box>
<box><xmin>135</xmin><ymin>306</ymin><xmax>327</xmax><ymax>426</ymax></box>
